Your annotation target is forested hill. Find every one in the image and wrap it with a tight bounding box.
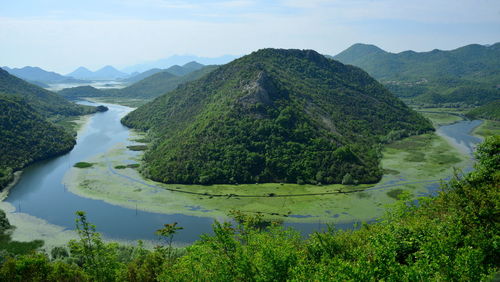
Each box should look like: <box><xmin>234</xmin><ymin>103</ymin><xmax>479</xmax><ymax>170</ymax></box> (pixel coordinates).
<box><xmin>0</xmin><ymin>68</ymin><xmax>95</xmax><ymax>117</ymax></box>
<box><xmin>0</xmin><ymin>95</ymin><xmax>76</xmax><ymax>188</ymax></box>
<box><xmin>58</xmin><ymin>85</ymin><xmax>105</xmax><ymax>99</ymax></box>
<box><xmin>122</xmin><ymin>48</ymin><xmax>432</xmax><ymax>185</ymax></box>
<box><xmin>105</xmin><ymin>65</ymin><xmax>219</xmax><ymax>99</ymax></box>
<box><xmin>334</xmin><ymin>43</ymin><xmax>500</xmax><ymax>105</ymax></box>
<box><xmin>466</xmin><ymin>100</ymin><xmax>500</xmax><ymax>121</ymax></box>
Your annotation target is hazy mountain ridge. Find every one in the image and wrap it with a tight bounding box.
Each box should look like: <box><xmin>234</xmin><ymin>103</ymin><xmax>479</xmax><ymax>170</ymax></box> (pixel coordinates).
<box><xmin>334</xmin><ymin>43</ymin><xmax>500</xmax><ymax>105</ymax></box>
<box><xmin>67</xmin><ymin>65</ymin><xmax>128</xmax><ymax>80</ymax></box>
<box><xmin>105</xmin><ymin>65</ymin><xmax>219</xmax><ymax>99</ymax></box>
<box><xmin>122</xmin><ymin>54</ymin><xmax>238</xmax><ymax>73</ymax></box>
<box><xmin>2</xmin><ymin>66</ymin><xmax>86</xmax><ymax>84</ymax></box>
<box><xmin>122</xmin><ymin>48</ymin><xmax>432</xmax><ymax>185</ymax></box>
<box><xmin>0</xmin><ymin>68</ymin><xmax>95</xmax><ymax>117</ymax></box>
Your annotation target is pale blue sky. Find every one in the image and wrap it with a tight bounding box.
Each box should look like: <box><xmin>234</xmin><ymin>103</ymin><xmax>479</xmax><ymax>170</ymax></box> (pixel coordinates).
<box><xmin>1</xmin><ymin>0</ymin><xmax>499</xmax><ymax>73</ymax></box>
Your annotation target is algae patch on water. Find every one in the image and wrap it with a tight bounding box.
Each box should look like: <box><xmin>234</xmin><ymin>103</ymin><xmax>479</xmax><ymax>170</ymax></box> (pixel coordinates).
<box><xmin>62</xmin><ymin>131</ymin><xmax>471</xmax><ymax>224</ymax></box>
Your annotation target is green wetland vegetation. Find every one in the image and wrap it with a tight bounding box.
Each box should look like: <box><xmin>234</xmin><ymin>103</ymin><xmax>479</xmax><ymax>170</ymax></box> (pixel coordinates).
<box><xmin>0</xmin><ymin>136</ymin><xmax>498</xmax><ymax>281</ymax></box>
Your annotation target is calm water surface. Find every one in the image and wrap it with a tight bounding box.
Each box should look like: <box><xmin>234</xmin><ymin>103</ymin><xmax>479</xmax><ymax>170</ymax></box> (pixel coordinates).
<box><xmin>4</xmin><ymin>103</ymin><xmax>484</xmax><ymax>243</ymax></box>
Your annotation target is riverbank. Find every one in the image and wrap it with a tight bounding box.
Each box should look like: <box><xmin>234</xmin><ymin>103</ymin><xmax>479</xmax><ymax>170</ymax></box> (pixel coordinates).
<box><xmin>63</xmin><ymin>127</ymin><xmax>470</xmax><ymax>224</ymax></box>
<box><xmin>0</xmin><ymin>171</ymin><xmax>23</xmax><ymax>201</ymax></box>
<box><xmin>472</xmin><ymin>119</ymin><xmax>500</xmax><ymax>138</ymax></box>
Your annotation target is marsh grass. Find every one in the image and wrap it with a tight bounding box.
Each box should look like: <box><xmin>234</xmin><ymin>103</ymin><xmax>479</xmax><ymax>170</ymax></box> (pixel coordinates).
<box><xmin>74</xmin><ymin>162</ymin><xmax>93</xmax><ymax>168</ymax></box>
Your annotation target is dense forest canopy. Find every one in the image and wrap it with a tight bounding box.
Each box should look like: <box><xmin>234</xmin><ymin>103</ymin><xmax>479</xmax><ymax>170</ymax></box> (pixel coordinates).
<box><xmin>334</xmin><ymin>43</ymin><xmax>500</xmax><ymax>105</ymax></box>
<box><xmin>0</xmin><ymin>95</ymin><xmax>76</xmax><ymax>188</ymax></box>
<box><xmin>123</xmin><ymin>48</ymin><xmax>433</xmax><ymax>185</ymax></box>
<box><xmin>58</xmin><ymin>85</ymin><xmax>105</xmax><ymax>99</ymax></box>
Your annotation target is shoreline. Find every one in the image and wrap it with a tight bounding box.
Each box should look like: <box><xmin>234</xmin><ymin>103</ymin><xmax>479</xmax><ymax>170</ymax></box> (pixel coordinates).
<box><xmin>0</xmin><ymin>171</ymin><xmax>23</xmax><ymax>201</ymax></box>
<box><xmin>62</xmin><ymin>129</ymin><xmax>470</xmax><ymax>225</ymax></box>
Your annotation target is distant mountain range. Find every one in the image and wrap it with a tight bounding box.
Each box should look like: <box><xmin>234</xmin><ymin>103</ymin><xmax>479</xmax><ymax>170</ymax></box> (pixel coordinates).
<box><xmin>121</xmin><ymin>54</ymin><xmax>239</xmax><ymax>73</ymax></box>
<box><xmin>107</xmin><ymin>65</ymin><xmax>218</xmax><ymax>99</ymax></box>
<box><xmin>67</xmin><ymin>65</ymin><xmax>129</xmax><ymax>80</ymax></box>
<box><xmin>1</xmin><ymin>66</ymin><xmax>86</xmax><ymax>84</ymax></box>
<box><xmin>59</xmin><ymin>62</ymin><xmax>215</xmax><ymax>99</ymax></box>
<box><xmin>121</xmin><ymin>61</ymin><xmax>205</xmax><ymax>84</ymax></box>
<box><xmin>333</xmin><ymin>43</ymin><xmax>500</xmax><ymax>105</ymax></box>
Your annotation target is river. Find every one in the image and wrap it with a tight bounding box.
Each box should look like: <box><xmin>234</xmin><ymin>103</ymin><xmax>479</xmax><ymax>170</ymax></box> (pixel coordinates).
<box><xmin>2</xmin><ymin>102</ymin><xmax>484</xmax><ymax>244</ymax></box>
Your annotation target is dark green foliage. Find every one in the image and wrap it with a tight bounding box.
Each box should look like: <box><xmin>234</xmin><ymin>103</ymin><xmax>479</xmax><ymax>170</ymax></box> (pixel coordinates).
<box><xmin>386</xmin><ymin>188</ymin><xmax>404</xmax><ymax>199</ymax></box>
<box><xmin>0</xmin><ymin>95</ymin><xmax>76</xmax><ymax>188</ymax></box>
<box><xmin>58</xmin><ymin>85</ymin><xmax>105</xmax><ymax>99</ymax></box>
<box><xmin>0</xmin><ymin>68</ymin><xmax>95</xmax><ymax>117</ymax></box>
<box><xmin>334</xmin><ymin>43</ymin><xmax>500</xmax><ymax>105</ymax></box>
<box><xmin>0</xmin><ymin>137</ymin><xmax>498</xmax><ymax>280</ymax></box>
<box><xmin>96</xmin><ymin>105</ymin><xmax>109</xmax><ymax>112</ymax></box>
<box><xmin>74</xmin><ymin>162</ymin><xmax>93</xmax><ymax>168</ymax></box>
<box><xmin>105</xmin><ymin>65</ymin><xmax>219</xmax><ymax>99</ymax></box>
<box><xmin>126</xmin><ymin>145</ymin><xmax>147</xmax><ymax>151</ymax></box>
<box><xmin>466</xmin><ymin>100</ymin><xmax>500</xmax><ymax>121</ymax></box>
<box><xmin>0</xmin><ymin>210</ymin><xmax>11</xmax><ymax>234</ymax></box>
<box><xmin>114</xmin><ymin>164</ymin><xmax>139</xmax><ymax>169</ymax></box>
<box><xmin>123</xmin><ymin>48</ymin><xmax>432</xmax><ymax>185</ymax></box>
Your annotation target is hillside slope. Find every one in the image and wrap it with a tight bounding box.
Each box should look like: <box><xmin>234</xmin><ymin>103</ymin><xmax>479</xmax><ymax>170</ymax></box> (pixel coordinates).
<box><xmin>58</xmin><ymin>85</ymin><xmax>105</xmax><ymax>99</ymax></box>
<box><xmin>0</xmin><ymin>68</ymin><xmax>95</xmax><ymax>117</ymax></box>
<box><xmin>107</xmin><ymin>65</ymin><xmax>218</xmax><ymax>99</ymax></box>
<box><xmin>466</xmin><ymin>100</ymin><xmax>500</xmax><ymax>121</ymax></box>
<box><xmin>334</xmin><ymin>43</ymin><xmax>500</xmax><ymax>105</ymax></box>
<box><xmin>0</xmin><ymin>95</ymin><xmax>76</xmax><ymax>188</ymax></box>
<box><xmin>123</xmin><ymin>48</ymin><xmax>432</xmax><ymax>185</ymax></box>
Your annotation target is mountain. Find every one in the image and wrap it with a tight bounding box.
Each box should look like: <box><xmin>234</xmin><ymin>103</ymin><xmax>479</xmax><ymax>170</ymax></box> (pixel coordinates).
<box><xmin>121</xmin><ymin>62</ymin><xmax>205</xmax><ymax>85</ymax></box>
<box><xmin>165</xmin><ymin>61</ymin><xmax>205</xmax><ymax>76</ymax></box>
<box><xmin>466</xmin><ymin>100</ymin><xmax>500</xmax><ymax>121</ymax></box>
<box><xmin>92</xmin><ymin>65</ymin><xmax>128</xmax><ymax>80</ymax></box>
<box><xmin>121</xmin><ymin>68</ymin><xmax>164</xmax><ymax>84</ymax></box>
<box><xmin>122</xmin><ymin>48</ymin><xmax>432</xmax><ymax>185</ymax></box>
<box><xmin>67</xmin><ymin>66</ymin><xmax>128</xmax><ymax>80</ymax></box>
<box><xmin>2</xmin><ymin>66</ymin><xmax>85</xmax><ymax>84</ymax></box>
<box><xmin>67</xmin><ymin>67</ymin><xmax>94</xmax><ymax>79</ymax></box>
<box><xmin>58</xmin><ymin>85</ymin><xmax>105</xmax><ymax>99</ymax></box>
<box><xmin>122</xmin><ymin>54</ymin><xmax>238</xmax><ymax>73</ymax></box>
<box><xmin>0</xmin><ymin>68</ymin><xmax>95</xmax><ymax>117</ymax></box>
<box><xmin>334</xmin><ymin>43</ymin><xmax>500</xmax><ymax>105</ymax></box>
<box><xmin>107</xmin><ymin>65</ymin><xmax>218</xmax><ymax>99</ymax></box>
<box><xmin>0</xmin><ymin>95</ymin><xmax>76</xmax><ymax>188</ymax></box>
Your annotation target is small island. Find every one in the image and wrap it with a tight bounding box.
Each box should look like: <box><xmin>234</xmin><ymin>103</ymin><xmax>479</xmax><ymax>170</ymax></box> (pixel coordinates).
<box><xmin>96</xmin><ymin>105</ymin><xmax>109</xmax><ymax>112</ymax></box>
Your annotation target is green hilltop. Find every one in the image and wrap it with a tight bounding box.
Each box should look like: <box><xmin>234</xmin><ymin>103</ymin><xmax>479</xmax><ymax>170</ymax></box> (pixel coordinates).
<box><xmin>58</xmin><ymin>85</ymin><xmax>105</xmax><ymax>99</ymax></box>
<box><xmin>334</xmin><ymin>43</ymin><xmax>500</xmax><ymax>106</ymax></box>
<box><xmin>122</xmin><ymin>48</ymin><xmax>432</xmax><ymax>185</ymax></box>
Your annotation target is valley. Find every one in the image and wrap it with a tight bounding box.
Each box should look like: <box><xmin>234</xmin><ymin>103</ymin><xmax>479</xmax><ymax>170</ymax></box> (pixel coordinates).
<box><xmin>0</xmin><ymin>100</ymin><xmax>488</xmax><ymax>249</ymax></box>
